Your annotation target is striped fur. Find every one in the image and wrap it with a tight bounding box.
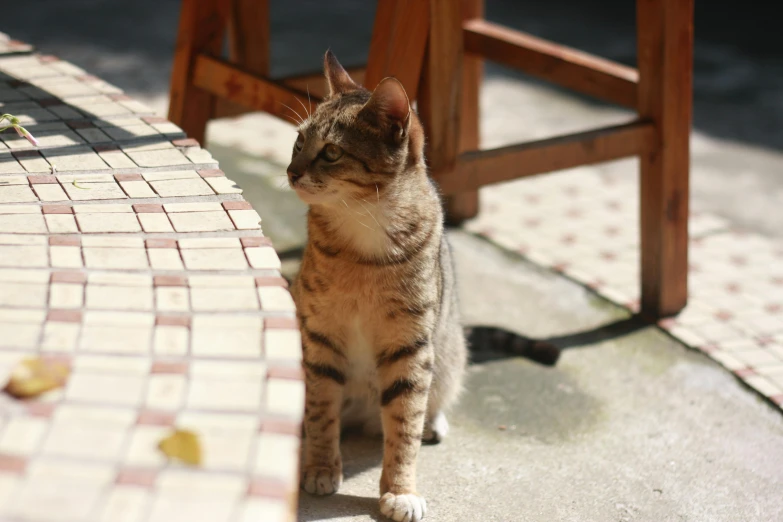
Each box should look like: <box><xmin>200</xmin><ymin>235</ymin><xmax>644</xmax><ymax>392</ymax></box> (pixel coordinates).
<box><xmin>290</xmin><ymin>52</ymin><xmax>467</xmax><ymax>521</ymax></box>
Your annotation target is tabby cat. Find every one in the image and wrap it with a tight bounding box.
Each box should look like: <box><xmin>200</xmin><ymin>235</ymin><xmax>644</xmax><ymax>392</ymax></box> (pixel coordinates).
<box><xmin>288</xmin><ymin>51</ymin><xmax>560</xmax><ymax>522</ymax></box>
<box><xmin>287</xmin><ymin>51</ymin><xmax>464</xmax><ymax>522</ymax></box>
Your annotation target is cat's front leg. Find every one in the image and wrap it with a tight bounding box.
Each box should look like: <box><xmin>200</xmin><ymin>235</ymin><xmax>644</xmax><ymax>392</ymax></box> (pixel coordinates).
<box><xmin>376</xmin><ymin>338</ymin><xmax>434</xmax><ymax>521</ymax></box>
<box><xmin>300</xmin><ymin>333</ymin><xmax>347</xmax><ymax>496</ymax></box>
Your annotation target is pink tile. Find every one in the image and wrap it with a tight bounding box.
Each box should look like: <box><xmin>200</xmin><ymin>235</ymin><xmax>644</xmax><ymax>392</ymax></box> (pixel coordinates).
<box><xmin>38</xmin><ymin>55</ymin><xmax>60</xmax><ymax>63</ymax></box>
<box><xmin>47</xmin><ymin>309</ymin><xmax>82</xmax><ymax>323</ymax></box>
<box><xmin>222</xmin><ymin>201</ymin><xmax>253</xmax><ymax>211</ymax></box>
<box><xmin>108</xmin><ymin>93</ymin><xmax>133</xmax><ymax>101</ymax></box>
<box><xmin>247</xmin><ymin>477</ymin><xmax>289</xmax><ymax>499</ymax></box>
<box><xmin>49</xmin><ymin>236</ymin><xmax>81</xmax><ymax>246</ymax></box>
<box><xmin>136</xmin><ymin>410</ymin><xmax>177</xmax><ymax>426</ymax></box>
<box><xmin>27</xmin><ymin>175</ymin><xmax>58</xmax><ymax>185</ymax></box>
<box><xmin>198</xmin><ymin>169</ymin><xmax>225</xmax><ymax>178</ymax></box>
<box><xmin>146</xmin><ymin>239</ymin><xmax>178</xmax><ymax>249</ymax></box>
<box><xmin>0</xmin><ymin>454</ymin><xmax>27</xmax><ymax>474</ymax></box>
<box><xmin>116</xmin><ymin>468</ymin><xmax>158</xmax><ymax>488</ymax></box>
<box><xmin>133</xmin><ymin>204</ymin><xmax>165</xmax><ymax>214</ymax></box>
<box><xmin>93</xmin><ymin>144</ymin><xmax>120</xmax><ymax>152</ymax></box>
<box><xmin>115</xmin><ymin>173</ymin><xmax>144</xmax><ymax>182</ymax></box>
<box><xmin>241</xmin><ymin>237</ymin><xmax>273</xmax><ymax>248</ymax></box>
<box><xmin>265</xmin><ymin>317</ymin><xmax>298</xmax><ymax>330</ymax></box>
<box><xmin>42</xmin><ymin>205</ymin><xmax>74</xmax><ymax>215</ymax></box>
<box><xmin>51</xmin><ymin>270</ymin><xmax>87</xmax><ymax>283</ymax></box>
<box><xmin>26</xmin><ymin>402</ymin><xmax>57</xmax><ymax>418</ymax></box>
<box><xmin>734</xmin><ymin>368</ymin><xmax>757</xmax><ymax>378</ymax></box>
<box><xmin>153</xmin><ymin>276</ymin><xmax>187</xmax><ymax>287</ymax></box>
<box><xmin>151</xmin><ymin>361</ymin><xmax>189</xmax><ymax>374</ymax></box>
<box><xmin>770</xmin><ymin>395</ymin><xmax>783</xmax><ymax>406</ymax></box>
<box><xmin>173</xmin><ymin>138</ymin><xmax>200</xmax><ymax>148</ymax></box>
<box><xmin>260</xmin><ymin>417</ymin><xmax>302</xmax><ymax>437</ymax></box>
<box><xmin>67</xmin><ymin>120</ymin><xmax>95</xmax><ymax>129</ymax></box>
<box><xmin>255</xmin><ymin>277</ymin><xmax>289</xmax><ymax>288</ymax></box>
<box><xmin>142</xmin><ymin>116</ymin><xmax>168</xmax><ymax>124</ymax></box>
<box><xmin>156</xmin><ymin>315</ymin><xmax>191</xmax><ymax>328</ymax></box>
<box><xmin>268</xmin><ymin>365</ymin><xmax>304</xmax><ymax>381</ymax></box>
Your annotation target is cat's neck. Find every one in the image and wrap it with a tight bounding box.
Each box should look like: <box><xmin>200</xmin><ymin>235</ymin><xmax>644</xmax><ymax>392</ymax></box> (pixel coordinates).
<box><xmin>307</xmin><ymin>171</ymin><xmax>439</xmax><ymax>261</ymax></box>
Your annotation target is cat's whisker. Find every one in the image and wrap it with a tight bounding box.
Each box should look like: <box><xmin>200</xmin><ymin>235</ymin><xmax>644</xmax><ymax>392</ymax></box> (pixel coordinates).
<box><xmin>352</xmin><ymin>196</ymin><xmax>382</xmax><ymax>228</ymax></box>
<box><xmin>306</xmin><ymin>85</ymin><xmax>312</xmax><ymax>117</ymax></box>
<box><xmin>341</xmin><ymin>199</ymin><xmax>373</xmax><ymax>230</ymax></box>
<box><xmin>376</xmin><ymin>183</ymin><xmax>380</xmax><ymax>204</ymax></box>
<box><xmin>295</xmin><ymin>96</ymin><xmax>310</xmax><ymax>121</ymax></box>
<box><xmin>279</xmin><ymin>102</ymin><xmax>305</xmax><ymax>126</ymax></box>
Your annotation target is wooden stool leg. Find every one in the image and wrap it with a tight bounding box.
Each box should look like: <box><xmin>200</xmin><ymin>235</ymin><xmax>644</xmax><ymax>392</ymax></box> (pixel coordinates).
<box><xmin>168</xmin><ymin>0</ymin><xmax>230</xmax><ymax>145</ymax></box>
<box><xmin>418</xmin><ymin>0</ymin><xmax>463</xmax><ymax>220</ymax></box>
<box><xmin>214</xmin><ymin>0</ymin><xmax>270</xmax><ymax>119</ymax></box>
<box><xmin>637</xmin><ymin>0</ymin><xmax>694</xmax><ymax>318</ymax></box>
<box><xmin>365</xmin><ymin>0</ymin><xmax>430</xmax><ymax>95</ymax></box>
<box><xmin>445</xmin><ymin>0</ymin><xmax>483</xmax><ymax>225</ymax></box>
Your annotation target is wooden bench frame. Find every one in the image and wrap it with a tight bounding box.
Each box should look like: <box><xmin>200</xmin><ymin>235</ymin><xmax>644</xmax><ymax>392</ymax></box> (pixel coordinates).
<box><xmin>168</xmin><ymin>0</ymin><xmax>694</xmax><ymax>318</ymax></box>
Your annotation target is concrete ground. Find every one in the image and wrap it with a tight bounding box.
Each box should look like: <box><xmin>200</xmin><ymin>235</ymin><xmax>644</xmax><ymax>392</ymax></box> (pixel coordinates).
<box><xmin>294</xmin><ymin>230</ymin><xmax>783</xmax><ymax>522</ymax></box>
<box><xmin>6</xmin><ymin>1</ymin><xmax>783</xmax><ymax>520</ymax></box>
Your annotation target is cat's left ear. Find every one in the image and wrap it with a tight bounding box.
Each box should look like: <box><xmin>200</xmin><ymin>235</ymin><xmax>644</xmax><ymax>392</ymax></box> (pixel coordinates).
<box><xmin>359</xmin><ymin>77</ymin><xmax>411</xmax><ymax>143</ymax></box>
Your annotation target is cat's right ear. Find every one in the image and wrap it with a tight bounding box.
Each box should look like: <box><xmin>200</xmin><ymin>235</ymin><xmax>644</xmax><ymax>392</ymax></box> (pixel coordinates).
<box><xmin>324</xmin><ymin>50</ymin><xmax>357</xmax><ymax>97</ymax></box>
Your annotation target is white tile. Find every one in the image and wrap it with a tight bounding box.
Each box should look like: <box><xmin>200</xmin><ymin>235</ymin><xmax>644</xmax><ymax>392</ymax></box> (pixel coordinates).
<box><xmin>119</xmin><ymin>180</ymin><xmax>156</xmax><ymax>198</ymax></box>
<box><xmin>86</xmin><ymin>285</ymin><xmax>154</xmax><ymax>311</ymax></box>
<box><xmin>153</xmin><ymin>326</ymin><xmax>189</xmax><ymax>356</ymax></box>
<box><xmin>66</xmin><ymin>373</ymin><xmax>146</xmax><ymax>406</ymax></box>
<box><xmin>155</xmin><ymin>287</ymin><xmax>190</xmax><ymax>312</ymax></box>
<box><xmin>0</xmin><ymin>416</ymin><xmax>48</xmax><ymax>455</ymax></box>
<box><xmin>41</xmin><ymin>422</ymin><xmax>127</xmax><ymax>460</ymax></box>
<box><xmin>81</xmin><ymin>236</ymin><xmax>144</xmax><ymax>248</ymax></box>
<box><xmin>98</xmin><ymin>486</ymin><xmax>151</xmax><ymax>522</ymax></box>
<box><xmin>181</xmin><ymin>249</ymin><xmax>248</xmax><ymax>270</ymax></box>
<box><xmin>145</xmin><ymin>374</ymin><xmax>187</xmax><ymax>411</ymax></box>
<box><xmin>45</xmin><ymin>214</ymin><xmax>79</xmax><ymax>233</ymax></box>
<box><xmin>148</xmin><ymin>249</ymin><xmax>184</xmax><ymax>271</ymax></box>
<box><xmin>139</xmin><ymin>213</ymin><xmax>174</xmax><ymax>233</ymax></box>
<box><xmin>253</xmin><ymin>432</ymin><xmax>299</xmax><ymax>480</ymax></box>
<box><xmin>84</xmin><ymin>247</ymin><xmax>149</xmax><ymax>269</ymax></box>
<box><xmin>245</xmin><ymin>246</ymin><xmax>281</xmax><ymax>270</ymax></box>
<box><xmin>266</xmin><ymin>379</ymin><xmax>304</xmax><ymax>420</ymax></box>
<box><xmin>168</xmin><ymin>211</ymin><xmax>234</xmax><ymax>233</ymax></box>
<box><xmin>258</xmin><ymin>286</ymin><xmax>295</xmax><ymax>312</ymax></box>
<box><xmin>76</xmin><ymin>212</ymin><xmax>141</xmax><ymax>233</ymax></box>
<box><xmin>187</xmin><ymin>378</ymin><xmax>262</xmax><ymax>411</ymax></box>
<box><xmin>191</xmin><ymin>287</ymin><xmax>259</xmax><ymax>312</ymax></box>
<box><xmin>264</xmin><ymin>329</ymin><xmax>302</xmax><ymax>363</ymax></box>
<box><xmin>228</xmin><ymin>209</ymin><xmax>261</xmax><ymax>230</ymax></box>
<box><xmin>123</xmin><ymin>425</ymin><xmax>169</xmax><ymax>467</ymax></box>
<box><xmin>178</xmin><ymin>238</ymin><xmax>240</xmax><ymax>249</ymax></box>
<box><xmin>41</xmin><ymin>322</ymin><xmax>80</xmax><ymax>352</ymax></box>
<box><xmin>50</xmin><ymin>245</ymin><xmax>83</xmax><ymax>268</ymax></box>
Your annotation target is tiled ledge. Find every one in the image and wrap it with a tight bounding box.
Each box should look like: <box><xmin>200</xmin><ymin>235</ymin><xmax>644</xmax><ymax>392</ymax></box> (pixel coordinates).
<box><xmin>0</xmin><ymin>43</ymin><xmax>302</xmax><ymax>522</ymax></box>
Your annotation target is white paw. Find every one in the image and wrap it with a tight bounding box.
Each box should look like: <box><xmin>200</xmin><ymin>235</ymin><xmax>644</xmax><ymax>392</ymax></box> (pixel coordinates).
<box><xmin>380</xmin><ymin>492</ymin><xmax>427</xmax><ymax>522</ymax></box>
<box><xmin>422</xmin><ymin>411</ymin><xmax>449</xmax><ymax>444</ymax></box>
<box><xmin>301</xmin><ymin>465</ymin><xmax>342</xmax><ymax>495</ymax></box>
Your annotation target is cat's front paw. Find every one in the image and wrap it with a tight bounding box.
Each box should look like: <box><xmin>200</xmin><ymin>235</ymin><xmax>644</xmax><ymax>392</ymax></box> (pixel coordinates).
<box><xmin>301</xmin><ymin>465</ymin><xmax>343</xmax><ymax>496</ymax></box>
<box><xmin>379</xmin><ymin>492</ymin><xmax>427</xmax><ymax>522</ymax></box>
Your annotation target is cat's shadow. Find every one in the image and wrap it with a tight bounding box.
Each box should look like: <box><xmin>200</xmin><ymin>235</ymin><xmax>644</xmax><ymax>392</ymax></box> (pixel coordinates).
<box><xmin>298</xmin><ymin>493</ymin><xmax>383</xmax><ymax>522</ymax></box>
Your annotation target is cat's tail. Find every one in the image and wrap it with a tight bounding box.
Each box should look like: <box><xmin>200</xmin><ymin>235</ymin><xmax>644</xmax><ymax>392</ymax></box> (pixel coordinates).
<box><xmin>465</xmin><ymin>326</ymin><xmax>561</xmax><ymax>366</ymax></box>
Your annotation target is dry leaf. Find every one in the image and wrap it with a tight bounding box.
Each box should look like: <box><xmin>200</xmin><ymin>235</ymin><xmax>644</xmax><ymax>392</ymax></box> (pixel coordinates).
<box><xmin>3</xmin><ymin>357</ymin><xmax>70</xmax><ymax>399</ymax></box>
<box><xmin>158</xmin><ymin>429</ymin><xmax>202</xmax><ymax>466</ymax></box>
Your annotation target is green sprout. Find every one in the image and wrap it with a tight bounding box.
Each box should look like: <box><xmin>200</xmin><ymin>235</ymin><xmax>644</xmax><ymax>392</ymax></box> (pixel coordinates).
<box><xmin>0</xmin><ymin>113</ymin><xmax>39</xmax><ymax>146</ymax></box>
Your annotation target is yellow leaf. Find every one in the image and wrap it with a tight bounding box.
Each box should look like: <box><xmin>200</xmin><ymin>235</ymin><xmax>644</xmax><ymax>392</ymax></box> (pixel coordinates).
<box><xmin>4</xmin><ymin>357</ymin><xmax>70</xmax><ymax>399</ymax></box>
<box><xmin>157</xmin><ymin>429</ymin><xmax>202</xmax><ymax>466</ymax></box>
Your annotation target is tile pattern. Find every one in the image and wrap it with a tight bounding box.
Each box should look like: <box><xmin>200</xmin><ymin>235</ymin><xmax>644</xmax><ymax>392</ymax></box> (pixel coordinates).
<box><xmin>466</xmin><ymin>166</ymin><xmax>783</xmax><ymax>412</ymax></box>
<box><xmin>0</xmin><ymin>50</ymin><xmax>300</xmax><ymax>522</ymax></box>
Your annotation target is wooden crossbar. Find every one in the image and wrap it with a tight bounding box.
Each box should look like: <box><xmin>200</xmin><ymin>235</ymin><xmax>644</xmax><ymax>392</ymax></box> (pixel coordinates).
<box><xmin>464</xmin><ymin>19</ymin><xmax>639</xmax><ymax>108</ymax></box>
<box><xmin>193</xmin><ymin>55</ymin><xmax>316</xmax><ymax>123</ymax></box>
<box><xmin>433</xmin><ymin>120</ymin><xmax>655</xmax><ymax>195</ymax></box>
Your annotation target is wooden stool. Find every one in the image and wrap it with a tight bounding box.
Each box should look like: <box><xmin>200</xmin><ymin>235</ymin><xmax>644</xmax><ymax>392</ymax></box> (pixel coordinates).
<box><xmin>167</xmin><ymin>0</ymin><xmax>693</xmax><ymax>319</ymax></box>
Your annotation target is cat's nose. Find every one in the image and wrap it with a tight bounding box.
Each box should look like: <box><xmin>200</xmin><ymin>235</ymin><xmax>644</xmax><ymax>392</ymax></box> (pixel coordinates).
<box><xmin>287</xmin><ymin>168</ymin><xmax>303</xmax><ymax>185</ymax></box>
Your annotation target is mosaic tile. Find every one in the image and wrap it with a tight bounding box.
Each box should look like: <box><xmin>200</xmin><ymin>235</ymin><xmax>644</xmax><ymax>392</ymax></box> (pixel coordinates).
<box><xmin>0</xmin><ymin>49</ymin><xmax>304</xmax><ymax>521</ymax></box>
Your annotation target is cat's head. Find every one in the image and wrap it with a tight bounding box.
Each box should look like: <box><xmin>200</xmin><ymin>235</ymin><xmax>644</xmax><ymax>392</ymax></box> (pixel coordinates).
<box><xmin>286</xmin><ymin>50</ymin><xmax>425</xmax><ymax>206</ymax></box>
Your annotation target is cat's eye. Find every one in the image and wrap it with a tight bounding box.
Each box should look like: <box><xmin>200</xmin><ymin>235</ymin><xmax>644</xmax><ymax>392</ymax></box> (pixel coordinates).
<box><xmin>294</xmin><ymin>133</ymin><xmax>305</xmax><ymax>151</ymax></box>
<box><xmin>322</xmin><ymin>144</ymin><xmax>343</xmax><ymax>162</ymax></box>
